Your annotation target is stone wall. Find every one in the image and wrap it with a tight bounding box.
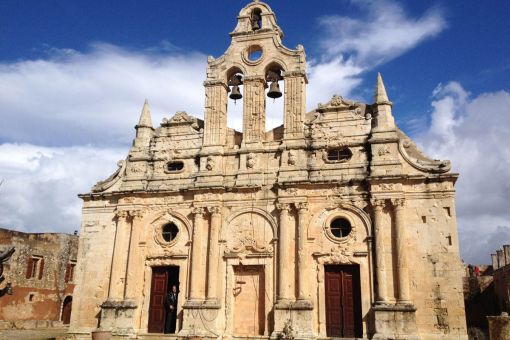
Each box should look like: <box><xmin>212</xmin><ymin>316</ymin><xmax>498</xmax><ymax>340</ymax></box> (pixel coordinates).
<box><xmin>0</xmin><ymin>228</ymin><xmax>78</xmax><ymax>328</ymax></box>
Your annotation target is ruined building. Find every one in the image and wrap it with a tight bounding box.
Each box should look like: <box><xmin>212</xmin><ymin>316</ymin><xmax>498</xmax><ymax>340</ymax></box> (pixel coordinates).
<box><xmin>69</xmin><ymin>2</ymin><xmax>467</xmax><ymax>339</ymax></box>
<box><xmin>0</xmin><ymin>228</ymin><xmax>78</xmax><ymax>329</ymax></box>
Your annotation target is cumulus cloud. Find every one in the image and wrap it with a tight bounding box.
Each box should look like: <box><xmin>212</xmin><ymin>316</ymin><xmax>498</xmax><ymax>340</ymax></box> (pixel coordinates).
<box><xmin>0</xmin><ymin>143</ymin><xmax>125</xmax><ymax>232</ymax></box>
<box><xmin>417</xmin><ymin>82</ymin><xmax>510</xmax><ymax>264</ymax></box>
<box><xmin>307</xmin><ymin>0</ymin><xmax>446</xmax><ymax>106</ymax></box>
<box><xmin>0</xmin><ymin>0</ymin><xmax>449</xmax><ymax>236</ymax></box>
<box><xmin>0</xmin><ymin>43</ymin><xmax>206</xmax><ymax>146</ymax></box>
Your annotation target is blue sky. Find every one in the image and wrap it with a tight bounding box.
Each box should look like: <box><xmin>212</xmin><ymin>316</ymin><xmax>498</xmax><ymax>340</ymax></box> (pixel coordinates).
<box><xmin>0</xmin><ymin>0</ymin><xmax>509</xmax><ymax>263</ymax></box>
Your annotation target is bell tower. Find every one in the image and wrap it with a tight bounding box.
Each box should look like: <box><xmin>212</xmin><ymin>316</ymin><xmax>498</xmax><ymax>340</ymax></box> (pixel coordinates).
<box><xmin>202</xmin><ymin>0</ymin><xmax>307</xmax><ymax>150</ymax></box>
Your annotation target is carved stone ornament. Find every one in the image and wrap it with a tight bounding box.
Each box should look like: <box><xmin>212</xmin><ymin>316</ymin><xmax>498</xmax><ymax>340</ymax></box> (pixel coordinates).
<box><xmin>398</xmin><ymin>136</ymin><xmax>451</xmax><ymax>173</ymax></box>
<box><xmin>154</xmin><ymin>214</ymin><xmax>182</xmax><ymax>248</ymax></box>
<box><xmin>246</xmin><ymin>153</ymin><xmax>256</xmax><ymax>169</ymax></box>
<box><xmin>206</xmin><ymin>156</ymin><xmax>215</xmax><ymax>171</ymax></box>
<box><xmin>287</xmin><ymin>150</ymin><xmax>296</xmax><ymax>166</ymax></box>
<box><xmin>92</xmin><ymin>160</ymin><xmax>126</xmax><ymax>193</ymax></box>
<box><xmin>224</xmin><ymin>212</ymin><xmax>274</xmax><ymax>256</ymax></box>
<box><xmin>313</xmin><ymin>243</ymin><xmax>356</xmax><ymax>265</ymax></box>
<box><xmin>316</xmin><ymin>95</ymin><xmax>364</xmax><ymax>113</ymax></box>
<box><xmin>161</xmin><ymin>111</ymin><xmax>200</xmax><ymax>130</ymax></box>
<box><xmin>391</xmin><ymin>198</ymin><xmax>406</xmax><ymax>208</ymax></box>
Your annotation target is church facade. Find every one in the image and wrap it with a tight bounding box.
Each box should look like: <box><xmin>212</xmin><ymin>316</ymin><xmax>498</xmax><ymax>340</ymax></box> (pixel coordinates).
<box><xmin>69</xmin><ymin>2</ymin><xmax>467</xmax><ymax>339</ymax></box>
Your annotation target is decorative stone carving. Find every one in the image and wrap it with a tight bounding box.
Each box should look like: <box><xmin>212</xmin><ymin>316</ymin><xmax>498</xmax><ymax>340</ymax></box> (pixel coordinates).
<box><xmin>225</xmin><ymin>212</ymin><xmax>274</xmax><ymax>255</ymax></box>
<box><xmin>288</xmin><ymin>150</ymin><xmax>296</xmax><ymax>166</ymax></box>
<box><xmin>206</xmin><ymin>156</ymin><xmax>215</xmax><ymax>171</ymax></box>
<box><xmin>246</xmin><ymin>153</ymin><xmax>256</xmax><ymax>169</ymax></box>
<box><xmin>92</xmin><ymin>160</ymin><xmax>125</xmax><ymax>192</ymax></box>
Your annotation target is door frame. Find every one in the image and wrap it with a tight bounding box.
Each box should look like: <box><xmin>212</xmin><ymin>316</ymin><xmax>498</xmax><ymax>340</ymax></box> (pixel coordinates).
<box><xmin>225</xmin><ymin>256</ymin><xmax>274</xmax><ymax>337</ymax></box>
<box><xmin>140</xmin><ymin>258</ymin><xmax>188</xmax><ymax>334</ymax></box>
<box><xmin>323</xmin><ymin>264</ymin><xmax>363</xmax><ymax>338</ymax></box>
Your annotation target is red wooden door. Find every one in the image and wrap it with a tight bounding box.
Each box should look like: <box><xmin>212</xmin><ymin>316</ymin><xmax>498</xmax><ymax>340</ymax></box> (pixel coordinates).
<box><xmin>61</xmin><ymin>296</ymin><xmax>72</xmax><ymax>324</ymax></box>
<box><xmin>148</xmin><ymin>268</ymin><xmax>168</xmax><ymax>333</ymax></box>
<box><xmin>325</xmin><ymin>265</ymin><xmax>362</xmax><ymax>338</ymax></box>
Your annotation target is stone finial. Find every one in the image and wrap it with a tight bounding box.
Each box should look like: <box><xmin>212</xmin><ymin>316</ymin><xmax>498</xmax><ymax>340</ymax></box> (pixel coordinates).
<box><xmin>374</xmin><ymin>72</ymin><xmax>391</xmax><ymax>105</ymax></box>
<box><xmin>137</xmin><ymin>99</ymin><xmax>153</xmax><ymax>128</ymax></box>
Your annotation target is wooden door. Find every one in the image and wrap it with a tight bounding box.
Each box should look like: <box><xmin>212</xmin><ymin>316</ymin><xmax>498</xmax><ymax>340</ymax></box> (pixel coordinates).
<box><xmin>324</xmin><ymin>265</ymin><xmax>362</xmax><ymax>338</ymax></box>
<box><xmin>233</xmin><ymin>265</ymin><xmax>265</xmax><ymax>336</ymax></box>
<box><xmin>148</xmin><ymin>267</ymin><xmax>168</xmax><ymax>333</ymax></box>
<box><xmin>61</xmin><ymin>296</ymin><xmax>72</xmax><ymax>324</ymax></box>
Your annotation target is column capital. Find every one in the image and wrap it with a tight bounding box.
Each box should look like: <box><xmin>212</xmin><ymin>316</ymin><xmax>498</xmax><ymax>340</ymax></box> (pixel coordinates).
<box><xmin>208</xmin><ymin>206</ymin><xmax>222</xmax><ymax>216</ymax></box>
<box><xmin>371</xmin><ymin>199</ymin><xmax>386</xmax><ymax>211</ymax></box>
<box><xmin>129</xmin><ymin>210</ymin><xmax>144</xmax><ymax>221</ymax></box>
<box><xmin>203</xmin><ymin>79</ymin><xmax>229</xmax><ymax>90</ymax></box>
<box><xmin>295</xmin><ymin>202</ymin><xmax>309</xmax><ymax>212</ymax></box>
<box><xmin>243</xmin><ymin>76</ymin><xmax>266</xmax><ymax>84</ymax></box>
<box><xmin>276</xmin><ymin>203</ymin><xmax>291</xmax><ymax>212</ymax></box>
<box><xmin>192</xmin><ymin>207</ymin><xmax>207</xmax><ymax>216</ymax></box>
<box><xmin>115</xmin><ymin>209</ymin><xmax>129</xmax><ymax>220</ymax></box>
<box><xmin>391</xmin><ymin>198</ymin><xmax>406</xmax><ymax>209</ymax></box>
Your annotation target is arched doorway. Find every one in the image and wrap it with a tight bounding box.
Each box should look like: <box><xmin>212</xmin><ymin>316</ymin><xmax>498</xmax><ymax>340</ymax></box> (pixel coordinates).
<box><xmin>61</xmin><ymin>296</ymin><xmax>72</xmax><ymax>324</ymax></box>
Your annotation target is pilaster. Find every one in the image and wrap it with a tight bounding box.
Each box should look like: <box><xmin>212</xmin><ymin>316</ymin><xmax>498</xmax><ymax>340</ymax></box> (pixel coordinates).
<box><xmin>203</xmin><ymin>80</ymin><xmax>228</xmax><ymax>147</ymax></box>
<box><xmin>392</xmin><ymin>198</ymin><xmax>411</xmax><ymax>304</ymax></box>
<box><xmin>206</xmin><ymin>206</ymin><xmax>222</xmax><ymax>303</ymax></box>
<box><xmin>242</xmin><ymin>76</ymin><xmax>266</xmax><ymax>144</ymax></box>
<box><xmin>283</xmin><ymin>71</ymin><xmax>307</xmax><ymax>141</ymax></box>
<box><xmin>188</xmin><ymin>207</ymin><xmax>207</xmax><ymax>301</ymax></box>
<box><xmin>372</xmin><ymin>199</ymin><xmax>389</xmax><ymax>304</ymax></box>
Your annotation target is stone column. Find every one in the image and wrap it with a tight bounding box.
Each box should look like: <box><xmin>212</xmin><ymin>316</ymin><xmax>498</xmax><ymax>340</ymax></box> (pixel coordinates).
<box><xmin>189</xmin><ymin>207</ymin><xmax>206</xmax><ymax>300</ymax></box>
<box><xmin>125</xmin><ymin>210</ymin><xmax>143</xmax><ymax>300</ymax></box>
<box><xmin>283</xmin><ymin>71</ymin><xmax>306</xmax><ymax>139</ymax></box>
<box><xmin>206</xmin><ymin>206</ymin><xmax>222</xmax><ymax>302</ymax></box>
<box><xmin>296</xmin><ymin>202</ymin><xmax>309</xmax><ymax>301</ymax></box>
<box><xmin>277</xmin><ymin>203</ymin><xmax>291</xmax><ymax>301</ymax></box>
<box><xmin>109</xmin><ymin>210</ymin><xmax>131</xmax><ymax>300</ymax></box>
<box><xmin>203</xmin><ymin>80</ymin><xmax>228</xmax><ymax>146</ymax></box>
<box><xmin>243</xmin><ymin>77</ymin><xmax>266</xmax><ymax>143</ymax></box>
<box><xmin>372</xmin><ymin>199</ymin><xmax>388</xmax><ymax>303</ymax></box>
<box><xmin>392</xmin><ymin>198</ymin><xmax>411</xmax><ymax>304</ymax></box>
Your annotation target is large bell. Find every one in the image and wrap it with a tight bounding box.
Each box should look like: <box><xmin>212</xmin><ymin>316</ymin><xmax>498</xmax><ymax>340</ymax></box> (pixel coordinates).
<box><xmin>267</xmin><ymin>81</ymin><xmax>282</xmax><ymax>99</ymax></box>
<box><xmin>252</xmin><ymin>19</ymin><xmax>260</xmax><ymax>30</ymax></box>
<box><xmin>229</xmin><ymin>85</ymin><xmax>242</xmax><ymax>101</ymax></box>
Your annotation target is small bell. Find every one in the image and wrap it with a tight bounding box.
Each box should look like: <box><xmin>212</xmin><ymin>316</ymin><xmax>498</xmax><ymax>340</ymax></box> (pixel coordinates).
<box><xmin>230</xmin><ymin>85</ymin><xmax>242</xmax><ymax>101</ymax></box>
<box><xmin>267</xmin><ymin>81</ymin><xmax>282</xmax><ymax>99</ymax></box>
<box><xmin>252</xmin><ymin>12</ymin><xmax>261</xmax><ymax>31</ymax></box>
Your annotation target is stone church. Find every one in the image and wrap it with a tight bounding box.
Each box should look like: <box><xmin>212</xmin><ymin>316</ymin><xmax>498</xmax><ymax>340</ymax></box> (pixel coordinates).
<box><xmin>69</xmin><ymin>1</ymin><xmax>467</xmax><ymax>339</ymax></box>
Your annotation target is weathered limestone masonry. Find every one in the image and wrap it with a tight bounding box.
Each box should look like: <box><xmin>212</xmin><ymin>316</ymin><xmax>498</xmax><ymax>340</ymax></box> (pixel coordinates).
<box><xmin>69</xmin><ymin>2</ymin><xmax>467</xmax><ymax>339</ymax></box>
<box><xmin>0</xmin><ymin>228</ymin><xmax>77</xmax><ymax>329</ymax></box>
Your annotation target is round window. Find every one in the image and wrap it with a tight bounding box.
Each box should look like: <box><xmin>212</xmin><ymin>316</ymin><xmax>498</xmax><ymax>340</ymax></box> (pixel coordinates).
<box><xmin>247</xmin><ymin>45</ymin><xmax>263</xmax><ymax>61</ymax></box>
<box><xmin>162</xmin><ymin>223</ymin><xmax>179</xmax><ymax>242</ymax></box>
<box><xmin>330</xmin><ymin>217</ymin><xmax>352</xmax><ymax>238</ymax></box>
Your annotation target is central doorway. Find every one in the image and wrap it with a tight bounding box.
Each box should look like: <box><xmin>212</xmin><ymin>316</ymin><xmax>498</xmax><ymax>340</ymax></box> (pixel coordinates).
<box><xmin>233</xmin><ymin>265</ymin><xmax>265</xmax><ymax>336</ymax></box>
<box><xmin>324</xmin><ymin>265</ymin><xmax>362</xmax><ymax>338</ymax></box>
<box><xmin>148</xmin><ymin>266</ymin><xmax>180</xmax><ymax>334</ymax></box>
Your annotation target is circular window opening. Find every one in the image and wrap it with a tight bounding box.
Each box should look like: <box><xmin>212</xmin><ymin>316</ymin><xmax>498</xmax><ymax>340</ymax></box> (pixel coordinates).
<box><xmin>330</xmin><ymin>218</ymin><xmax>352</xmax><ymax>238</ymax></box>
<box><xmin>247</xmin><ymin>45</ymin><xmax>263</xmax><ymax>61</ymax></box>
<box><xmin>167</xmin><ymin>161</ymin><xmax>184</xmax><ymax>172</ymax></box>
<box><xmin>162</xmin><ymin>223</ymin><xmax>179</xmax><ymax>242</ymax></box>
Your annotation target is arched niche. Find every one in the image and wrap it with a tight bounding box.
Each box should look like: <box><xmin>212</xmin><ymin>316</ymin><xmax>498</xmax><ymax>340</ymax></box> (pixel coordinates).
<box><xmin>220</xmin><ymin>207</ymin><xmax>277</xmax><ymax>254</ymax></box>
<box><xmin>147</xmin><ymin>210</ymin><xmax>192</xmax><ymax>249</ymax></box>
<box><xmin>306</xmin><ymin>202</ymin><xmax>372</xmax><ymax>242</ymax></box>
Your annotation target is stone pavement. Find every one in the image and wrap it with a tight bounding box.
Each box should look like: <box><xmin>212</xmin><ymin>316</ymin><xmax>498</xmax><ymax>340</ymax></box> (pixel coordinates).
<box><xmin>0</xmin><ymin>328</ymin><xmax>68</xmax><ymax>340</ymax></box>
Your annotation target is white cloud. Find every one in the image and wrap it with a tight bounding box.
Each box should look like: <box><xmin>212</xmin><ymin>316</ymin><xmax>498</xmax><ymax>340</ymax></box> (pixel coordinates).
<box><xmin>0</xmin><ymin>143</ymin><xmax>126</xmax><ymax>233</ymax></box>
<box><xmin>307</xmin><ymin>0</ymin><xmax>446</xmax><ymax>107</ymax></box>
<box><xmin>417</xmin><ymin>82</ymin><xmax>510</xmax><ymax>264</ymax></box>
<box><xmin>0</xmin><ymin>0</ymin><xmax>449</xmax><ymax>238</ymax></box>
<box><xmin>0</xmin><ymin>43</ymin><xmax>207</xmax><ymax>146</ymax></box>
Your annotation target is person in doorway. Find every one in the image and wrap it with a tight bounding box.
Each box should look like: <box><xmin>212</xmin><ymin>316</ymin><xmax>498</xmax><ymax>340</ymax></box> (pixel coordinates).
<box><xmin>164</xmin><ymin>285</ymin><xmax>178</xmax><ymax>333</ymax></box>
